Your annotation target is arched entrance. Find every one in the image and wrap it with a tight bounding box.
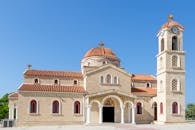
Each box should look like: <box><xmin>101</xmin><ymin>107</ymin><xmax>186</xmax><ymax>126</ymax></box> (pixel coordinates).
<box><xmin>152</xmin><ymin>102</ymin><xmax>157</xmax><ymax>121</ymax></box>
<box><xmin>103</xmin><ymin>98</ymin><xmax>115</xmax><ymax>122</ymax></box>
<box><xmin>102</xmin><ymin>95</ymin><xmax>123</xmax><ymax>123</ymax></box>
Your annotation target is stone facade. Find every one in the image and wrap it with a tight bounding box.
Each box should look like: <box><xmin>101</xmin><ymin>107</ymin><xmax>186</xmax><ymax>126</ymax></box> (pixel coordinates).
<box><xmin>8</xmin><ymin>15</ymin><xmax>185</xmax><ymax>126</ymax></box>
<box><xmin>156</xmin><ymin>15</ymin><xmax>185</xmax><ymax>123</ymax></box>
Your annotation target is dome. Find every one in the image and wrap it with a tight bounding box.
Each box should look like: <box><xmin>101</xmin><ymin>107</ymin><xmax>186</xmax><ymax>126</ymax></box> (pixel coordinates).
<box><xmin>84</xmin><ymin>42</ymin><xmax>119</xmax><ymax>60</ymax></box>
<box><xmin>161</xmin><ymin>15</ymin><xmax>184</xmax><ymax>29</ymax></box>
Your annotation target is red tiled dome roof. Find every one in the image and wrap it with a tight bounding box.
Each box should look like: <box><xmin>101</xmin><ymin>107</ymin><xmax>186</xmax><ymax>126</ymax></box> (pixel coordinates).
<box><xmin>161</xmin><ymin>20</ymin><xmax>184</xmax><ymax>29</ymax></box>
<box><xmin>84</xmin><ymin>43</ymin><xmax>119</xmax><ymax>59</ymax></box>
<box><xmin>161</xmin><ymin>15</ymin><xmax>184</xmax><ymax>29</ymax></box>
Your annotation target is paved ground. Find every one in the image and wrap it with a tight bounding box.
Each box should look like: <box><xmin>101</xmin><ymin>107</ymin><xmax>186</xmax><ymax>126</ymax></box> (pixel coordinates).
<box><xmin>1</xmin><ymin>123</ymin><xmax>195</xmax><ymax>130</ymax></box>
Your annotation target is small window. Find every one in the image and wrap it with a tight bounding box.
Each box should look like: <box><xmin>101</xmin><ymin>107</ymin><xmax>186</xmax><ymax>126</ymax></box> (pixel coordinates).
<box><xmin>172</xmin><ymin>55</ymin><xmax>178</xmax><ymax>67</ymax></box>
<box><xmin>136</xmin><ymin>102</ymin><xmax>142</xmax><ymax>114</ymax></box>
<box><xmin>172</xmin><ymin>36</ymin><xmax>178</xmax><ymax>50</ymax></box>
<box><xmin>54</xmin><ymin>79</ymin><xmax>59</xmax><ymax>85</ymax></box>
<box><xmin>106</xmin><ymin>74</ymin><xmax>111</xmax><ymax>84</ymax></box>
<box><xmin>161</xmin><ymin>39</ymin><xmax>164</xmax><ymax>52</ymax></box>
<box><xmin>160</xmin><ymin>80</ymin><xmax>163</xmax><ymax>87</ymax></box>
<box><xmin>160</xmin><ymin>102</ymin><xmax>163</xmax><ymax>114</ymax></box>
<box><xmin>114</xmin><ymin>76</ymin><xmax>118</xmax><ymax>84</ymax></box>
<box><xmin>172</xmin><ymin>102</ymin><xmax>178</xmax><ymax>114</ymax></box>
<box><xmin>100</xmin><ymin>76</ymin><xmax>104</xmax><ymax>84</ymax></box>
<box><xmin>74</xmin><ymin>101</ymin><xmax>80</xmax><ymax>114</ymax></box>
<box><xmin>146</xmin><ymin>82</ymin><xmax>151</xmax><ymax>88</ymax></box>
<box><xmin>172</xmin><ymin>79</ymin><xmax>177</xmax><ymax>91</ymax></box>
<box><xmin>52</xmin><ymin>100</ymin><xmax>59</xmax><ymax>113</ymax></box>
<box><xmin>74</xmin><ymin>80</ymin><xmax>78</xmax><ymax>85</ymax></box>
<box><xmin>34</xmin><ymin>79</ymin><xmax>39</xmax><ymax>84</ymax></box>
<box><xmin>103</xmin><ymin>61</ymin><xmax>107</xmax><ymax>65</ymax></box>
<box><xmin>30</xmin><ymin>100</ymin><xmax>37</xmax><ymax>113</ymax></box>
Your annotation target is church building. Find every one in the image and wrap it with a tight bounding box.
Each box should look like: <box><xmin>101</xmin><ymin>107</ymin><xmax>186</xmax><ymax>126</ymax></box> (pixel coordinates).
<box><xmin>8</xmin><ymin>15</ymin><xmax>186</xmax><ymax>126</ymax></box>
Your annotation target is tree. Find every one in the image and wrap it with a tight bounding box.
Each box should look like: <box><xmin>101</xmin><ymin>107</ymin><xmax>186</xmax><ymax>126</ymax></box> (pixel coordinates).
<box><xmin>0</xmin><ymin>94</ymin><xmax>9</xmax><ymax>120</ymax></box>
<box><xmin>186</xmin><ymin>103</ymin><xmax>195</xmax><ymax>120</ymax></box>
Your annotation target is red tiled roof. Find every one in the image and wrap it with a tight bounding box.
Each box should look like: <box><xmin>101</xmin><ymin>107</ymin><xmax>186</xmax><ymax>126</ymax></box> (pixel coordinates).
<box><xmin>24</xmin><ymin>70</ymin><xmax>83</xmax><ymax>79</ymax></box>
<box><xmin>131</xmin><ymin>87</ymin><xmax>157</xmax><ymax>95</ymax></box>
<box><xmin>132</xmin><ymin>74</ymin><xmax>156</xmax><ymax>81</ymax></box>
<box><xmin>9</xmin><ymin>92</ymin><xmax>18</xmax><ymax>99</ymax></box>
<box><xmin>84</xmin><ymin>44</ymin><xmax>119</xmax><ymax>60</ymax></box>
<box><xmin>19</xmin><ymin>84</ymin><xmax>85</xmax><ymax>93</ymax></box>
<box><xmin>161</xmin><ymin>20</ymin><xmax>184</xmax><ymax>29</ymax></box>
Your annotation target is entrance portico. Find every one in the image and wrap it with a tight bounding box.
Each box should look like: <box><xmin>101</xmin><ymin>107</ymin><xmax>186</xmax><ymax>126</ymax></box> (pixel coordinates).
<box><xmin>85</xmin><ymin>91</ymin><xmax>136</xmax><ymax>124</ymax></box>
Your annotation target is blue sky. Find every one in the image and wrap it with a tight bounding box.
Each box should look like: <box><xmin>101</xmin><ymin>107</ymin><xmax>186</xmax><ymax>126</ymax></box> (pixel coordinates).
<box><xmin>0</xmin><ymin>0</ymin><xmax>194</xmax><ymax>104</ymax></box>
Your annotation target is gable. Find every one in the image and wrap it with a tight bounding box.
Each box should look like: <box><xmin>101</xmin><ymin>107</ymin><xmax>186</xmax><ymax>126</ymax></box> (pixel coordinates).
<box><xmin>85</xmin><ymin>64</ymin><xmax>132</xmax><ymax>94</ymax></box>
<box><xmin>85</xmin><ymin>64</ymin><xmax>131</xmax><ymax>77</ymax></box>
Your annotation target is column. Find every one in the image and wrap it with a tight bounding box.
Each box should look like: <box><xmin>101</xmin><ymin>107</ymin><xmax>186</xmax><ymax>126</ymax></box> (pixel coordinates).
<box><xmin>9</xmin><ymin>107</ymin><xmax>12</xmax><ymax>119</ymax></box>
<box><xmin>15</xmin><ymin>107</ymin><xmax>18</xmax><ymax>119</ymax></box>
<box><xmin>128</xmin><ymin>106</ymin><xmax>131</xmax><ymax>123</ymax></box>
<box><xmin>86</xmin><ymin>105</ymin><xmax>91</xmax><ymax>124</ymax></box>
<box><xmin>121</xmin><ymin>105</ymin><xmax>124</xmax><ymax>124</ymax></box>
<box><xmin>9</xmin><ymin>106</ymin><xmax>14</xmax><ymax>119</ymax></box>
<box><xmin>132</xmin><ymin>105</ymin><xmax>135</xmax><ymax>124</ymax></box>
<box><xmin>99</xmin><ymin>105</ymin><xmax>103</xmax><ymax>124</ymax></box>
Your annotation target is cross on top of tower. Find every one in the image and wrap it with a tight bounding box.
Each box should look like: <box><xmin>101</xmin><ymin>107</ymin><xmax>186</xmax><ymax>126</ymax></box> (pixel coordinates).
<box><xmin>99</xmin><ymin>41</ymin><xmax>104</xmax><ymax>47</ymax></box>
<box><xmin>168</xmin><ymin>14</ymin><xmax>174</xmax><ymax>21</ymax></box>
<box><xmin>27</xmin><ymin>64</ymin><xmax>32</xmax><ymax>70</ymax></box>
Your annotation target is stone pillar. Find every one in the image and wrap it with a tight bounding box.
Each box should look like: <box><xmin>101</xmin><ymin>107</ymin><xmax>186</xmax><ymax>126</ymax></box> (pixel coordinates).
<box><xmin>99</xmin><ymin>105</ymin><xmax>103</xmax><ymax>124</ymax></box>
<box><xmin>9</xmin><ymin>105</ymin><xmax>15</xmax><ymax>119</ymax></box>
<box><xmin>86</xmin><ymin>105</ymin><xmax>91</xmax><ymax>124</ymax></box>
<box><xmin>128</xmin><ymin>107</ymin><xmax>131</xmax><ymax>123</ymax></box>
<box><xmin>15</xmin><ymin>107</ymin><xmax>18</xmax><ymax>119</ymax></box>
<box><xmin>121</xmin><ymin>105</ymin><xmax>124</xmax><ymax>124</ymax></box>
<box><xmin>132</xmin><ymin>105</ymin><xmax>135</xmax><ymax>124</ymax></box>
<box><xmin>9</xmin><ymin>107</ymin><xmax>13</xmax><ymax>119</ymax></box>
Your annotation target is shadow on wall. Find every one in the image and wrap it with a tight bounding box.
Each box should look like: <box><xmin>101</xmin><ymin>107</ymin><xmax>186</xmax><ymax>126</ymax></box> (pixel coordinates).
<box><xmin>135</xmin><ymin>109</ymin><xmax>154</xmax><ymax>124</ymax></box>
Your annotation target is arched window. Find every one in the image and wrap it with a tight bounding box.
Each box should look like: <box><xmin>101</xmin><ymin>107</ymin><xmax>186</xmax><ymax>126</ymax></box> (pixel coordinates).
<box><xmin>136</xmin><ymin>102</ymin><xmax>142</xmax><ymax>114</ymax></box>
<box><xmin>100</xmin><ymin>76</ymin><xmax>104</xmax><ymax>84</ymax></box>
<box><xmin>172</xmin><ymin>55</ymin><xmax>178</xmax><ymax>67</ymax></box>
<box><xmin>54</xmin><ymin>79</ymin><xmax>59</xmax><ymax>85</ymax></box>
<box><xmin>52</xmin><ymin>100</ymin><xmax>59</xmax><ymax>113</ymax></box>
<box><xmin>172</xmin><ymin>36</ymin><xmax>178</xmax><ymax>50</ymax></box>
<box><xmin>34</xmin><ymin>78</ymin><xmax>39</xmax><ymax>84</ymax></box>
<box><xmin>160</xmin><ymin>102</ymin><xmax>163</xmax><ymax>114</ymax></box>
<box><xmin>106</xmin><ymin>74</ymin><xmax>111</xmax><ymax>84</ymax></box>
<box><xmin>146</xmin><ymin>82</ymin><xmax>151</xmax><ymax>88</ymax></box>
<box><xmin>161</xmin><ymin>38</ymin><xmax>164</xmax><ymax>52</ymax></box>
<box><xmin>102</xmin><ymin>61</ymin><xmax>107</xmax><ymax>65</ymax></box>
<box><xmin>74</xmin><ymin>101</ymin><xmax>80</xmax><ymax>114</ymax></box>
<box><xmin>30</xmin><ymin>100</ymin><xmax>37</xmax><ymax>113</ymax></box>
<box><xmin>114</xmin><ymin>76</ymin><xmax>118</xmax><ymax>84</ymax></box>
<box><xmin>172</xmin><ymin>102</ymin><xmax>178</xmax><ymax>114</ymax></box>
<box><xmin>172</xmin><ymin>79</ymin><xmax>177</xmax><ymax>91</ymax></box>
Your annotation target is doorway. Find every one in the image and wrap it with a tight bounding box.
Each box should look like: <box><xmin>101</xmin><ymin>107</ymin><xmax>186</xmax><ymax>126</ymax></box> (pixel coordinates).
<box><xmin>153</xmin><ymin>102</ymin><xmax>157</xmax><ymax>121</ymax></box>
<box><xmin>103</xmin><ymin>107</ymin><xmax>114</xmax><ymax>122</ymax></box>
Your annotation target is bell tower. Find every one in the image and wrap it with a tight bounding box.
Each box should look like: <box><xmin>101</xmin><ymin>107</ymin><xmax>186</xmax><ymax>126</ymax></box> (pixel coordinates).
<box><xmin>156</xmin><ymin>15</ymin><xmax>185</xmax><ymax>123</ymax></box>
